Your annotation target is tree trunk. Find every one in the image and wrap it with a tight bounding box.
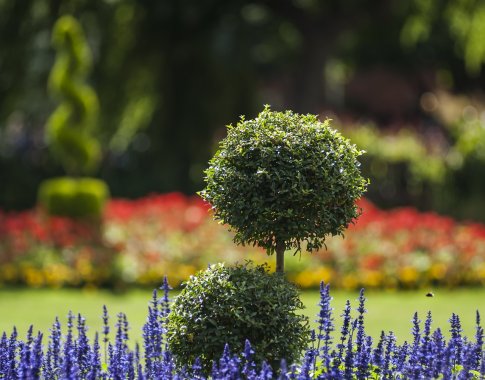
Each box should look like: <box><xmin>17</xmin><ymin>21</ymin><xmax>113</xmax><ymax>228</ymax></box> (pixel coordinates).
<box><xmin>276</xmin><ymin>239</ymin><xmax>285</xmax><ymax>273</ymax></box>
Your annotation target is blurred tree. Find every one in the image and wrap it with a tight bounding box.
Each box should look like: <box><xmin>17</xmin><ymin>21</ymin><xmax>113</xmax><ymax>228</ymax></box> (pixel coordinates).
<box><xmin>402</xmin><ymin>0</ymin><xmax>485</xmax><ymax>76</ymax></box>
<box><xmin>1</xmin><ymin>0</ymin><xmax>485</xmax><ymax>219</ymax></box>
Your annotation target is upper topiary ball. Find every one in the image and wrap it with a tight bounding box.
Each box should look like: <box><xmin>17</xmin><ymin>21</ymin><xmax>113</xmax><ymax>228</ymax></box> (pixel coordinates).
<box><xmin>200</xmin><ymin>106</ymin><xmax>368</xmax><ymax>265</ymax></box>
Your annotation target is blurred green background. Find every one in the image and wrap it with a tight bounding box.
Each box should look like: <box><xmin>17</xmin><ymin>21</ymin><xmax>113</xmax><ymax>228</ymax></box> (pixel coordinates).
<box><xmin>2</xmin><ymin>0</ymin><xmax>485</xmax><ymax>221</ymax></box>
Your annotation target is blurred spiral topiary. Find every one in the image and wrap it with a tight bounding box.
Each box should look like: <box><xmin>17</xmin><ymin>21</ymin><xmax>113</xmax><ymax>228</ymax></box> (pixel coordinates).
<box><xmin>38</xmin><ymin>15</ymin><xmax>108</xmax><ymax>219</ymax></box>
<box><xmin>46</xmin><ymin>15</ymin><xmax>100</xmax><ymax>175</ymax></box>
<box><xmin>199</xmin><ymin>105</ymin><xmax>368</xmax><ymax>272</ymax></box>
<box><xmin>166</xmin><ymin>263</ymin><xmax>310</xmax><ymax>372</ymax></box>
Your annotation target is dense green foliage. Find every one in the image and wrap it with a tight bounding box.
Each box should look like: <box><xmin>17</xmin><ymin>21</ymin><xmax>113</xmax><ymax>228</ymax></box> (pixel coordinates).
<box><xmin>38</xmin><ymin>177</ymin><xmax>109</xmax><ymax>219</ymax></box>
<box><xmin>166</xmin><ymin>263</ymin><xmax>310</xmax><ymax>371</ymax></box>
<box><xmin>200</xmin><ymin>106</ymin><xmax>368</xmax><ymax>256</ymax></box>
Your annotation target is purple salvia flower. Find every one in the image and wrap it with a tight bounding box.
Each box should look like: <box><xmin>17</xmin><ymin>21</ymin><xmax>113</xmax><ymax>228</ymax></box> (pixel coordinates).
<box><xmin>431</xmin><ymin>328</ymin><xmax>445</xmax><ymax>376</ymax></box>
<box><xmin>258</xmin><ymin>361</ymin><xmax>273</xmax><ymax>380</ymax></box>
<box><xmin>210</xmin><ymin>359</ymin><xmax>220</xmax><ymax>379</ymax></box>
<box><xmin>143</xmin><ymin>289</ymin><xmax>163</xmax><ymax>378</ymax></box>
<box><xmin>411</xmin><ymin>312</ymin><xmax>421</xmax><ymax>351</ymax></box>
<box><xmin>299</xmin><ymin>348</ymin><xmax>314</xmax><ymax>379</ymax></box>
<box><xmin>449</xmin><ymin>313</ymin><xmax>464</xmax><ymax>367</ymax></box>
<box><xmin>174</xmin><ymin>365</ymin><xmax>188</xmax><ymax>380</ymax></box>
<box><xmin>218</xmin><ymin>343</ymin><xmax>232</xmax><ymax>377</ymax></box>
<box><xmin>137</xmin><ymin>362</ymin><xmax>145</xmax><ymax>380</ymax></box>
<box><xmin>31</xmin><ymin>332</ymin><xmax>43</xmax><ymax>379</ymax></box>
<box><xmin>316</xmin><ymin>282</ymin><xmax>334</xmax><ymax>370</ymax></box>
<box><xmin>419</xmin><ymin>311</ymin><xmax>433</xmax><ymax>378</ymax></box>
<box><xmin>357</xmin><ymin>334</ymin><xmax>373</xmax><ymax>380</ymax></box>
<box><xmin>7</xmin><ymin>327</ymin><xmax>18</xmax><ymax>380</ymax></box>
<box><xmin>407</xmin><ymin>312</ymin><xmax>422</xmax><ymax>378</ymax></box>
<box><xmin>68</xmin><ymin>360</ymin><xmax>80</xmax><ymax>380</ymax></box>
<box><xmin>46</xmin><ymin>317</ymin><xmax>61</xmax><ymax>378</ymax></box>
<box><xmin>86</xmin><ymin>332</ymin><xmax>102</xmax><ymax>380</ymax></box>
<box><xmin>242</xmin><ymin>339</ymin><xmax>256</xmax><ymax>378</ymax></box>
<box><xmin>61</xmin><ymin>311</ymin><xmax>76</xmax><ymax>379</ymax></box>
<box><xmin>372</xmin><ymin>330</ymin><xmax>385</xmax><ymax>370</ymax></box>
<box><xmin>102</xmin><ymin>305</ymin><xmax>110</xmax><ymax>362</ymax></box>
<box><xmin>18</xmin><ymin>326</ymin><xmax>34</xmax><ymax>379</ymax></box>
<box><xmin>480</xmin><ymin>351</ymin><xmax>485</xmax><ymax>377</ymax></box>
<box><xmin>332</xmin><ymin>299</ymin><xmax>351</xmax><ymax>373</ymax></box>
<box><xmin>287</xmin><ymin>363</ymin><xmax>298</xmax><ymax>379</ymax></box>
<box><xmin>473</xmin><ymin>310</ymin><xmax>483</xmax><ymax>371</ymax></box>
<box><xmin>308</xmin><ymin>329</ymin><xmax>318</xmax><ymax>371</ymax></box>
<box><xmin>122</xmin><ymin>313</ymin><xmax>130</xmax><ymax>347</ymax></box>
<box><xmin>229</xmin><ymin>355</ymin><xmax>242</xmax><ymax>378</ymax></box>
<box><xmin>115</xmin><ymin>313</ymin><xmax>127</xmax><ymax>353</ymax></box>
<box><xmin>158</xmin><ymin>349</ymin><xmax>174</xmax><ymax>379</ymax></box>
<box><xmin>459</xmin><ymin>344</ymin><xmax>476</xmax><ymax>380</ymax></box>
<box><xmin>278</xmin><ymin>359</ymin><xmax>288</xmax><ymax>380</ymax></box>
<box><xmin>160</xmin><ymin>276</ymin><xmax>172</xmax><ymax>319</ymax></box>
<box><xmin>25</xmin><ymin>325</ymin><xmax>34</xmax><ymax>366</ymax></box>
<box><xmin>134</xmin><ymin>342</ymin><xmax>141</xmax><ymax>377</ymax></box>
<box><xmin>126</xmin><ymin>351</ymin><xmax>135</xmax><ymax>380</ymax></box>
<box><xmin>354</xmin><ymin>289</ymin><xmax>367</xmax><ymax>378</ymax></box>
<box><xmin>394</xmin><ymin>341</ymin><xmax>408</xmax><ymax>374</ymax></box>
<box><xmin>0</xmin><ymin>332</ymin><xmax>8</xmax><ymax>377</ymax></box>
<box><xmin>76</xmin><ymin>313</ymin><xmax>90</xmax><ymax>376</ymax></box>
<box><xmin>191</xmin><ymin>357</ymin><xmax>204</xmax><ymax>379</ymax></box>
<box><xmin>442</xmin><ymin>344</ymin><xmax>454</xmax><ymax>380</ymax></box>
<box><xmin>382</xmin><ymin>332</ymin><xmax>395</xmax><ymax>379</ymax></box>
<box><xmin>344</xmin><ymin>319</ymin><xmax>357</xmax><ymax>379</ymax></box>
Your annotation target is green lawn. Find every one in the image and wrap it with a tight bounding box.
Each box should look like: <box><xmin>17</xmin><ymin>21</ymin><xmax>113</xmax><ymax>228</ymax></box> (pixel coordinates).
<box><xmin>300</xmin><ymin>287</ymin><xmax>485</xmax><ymax>343</ymax></box>
<box><xmin>0</xmin><ymin>287</ymin><xmax>483</xmax><ymax>345</ymax></box>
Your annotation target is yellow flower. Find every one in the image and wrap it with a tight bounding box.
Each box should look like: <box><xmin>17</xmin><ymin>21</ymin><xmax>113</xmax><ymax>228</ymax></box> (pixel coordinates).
<box><xmin>291</xmin><ymin>266</ymin><xmax>333</xmax><ymax>288</ymax></box>
<box><xmin>44</xmin><ymin>264</ymin><xmax>71</xmax><ymax>287</ymax></box>
<box><xmin>341</xmin><ymin>274</ymin><xmax>358</xmax><ymax>290</ymax></box>
<box><xmin>361</xmin><ymin>270</ymin><xmax>383</xmax><ymax>288</ymax></box>
<box><xmin>399</xmin><ymin>266</ymin><xmax>419</xmax><ymax>284</ymax></box>
<box><xmin>0</xmin><ymin>264</ymin><xmax>17</xmax><ymax>282</ymax></box>
<box><xmin>23</xmin><ymin>267</ymin><xmax>44</xmax><ymax>287</ymax></box>
<box><xmin>429</xmin><ymin>263</ymin><xmax>447</xmax><ymax>280</ymax></box>
<box><xmin>474</xmin><ymin>263</ymin><xmax>485</xmax><ymax>283</ymax></box>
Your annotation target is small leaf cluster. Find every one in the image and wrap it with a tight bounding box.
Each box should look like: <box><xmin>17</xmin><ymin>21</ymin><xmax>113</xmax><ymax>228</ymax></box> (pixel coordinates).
<box><xmin>200</xmin><ymin>105</ymin><xmax>368</xmax><ymax>254</ymax></box>
<box><xmin>166</xmin><ymin>262</ymin><xmax>310</xmax><ymax>371</ymax></box>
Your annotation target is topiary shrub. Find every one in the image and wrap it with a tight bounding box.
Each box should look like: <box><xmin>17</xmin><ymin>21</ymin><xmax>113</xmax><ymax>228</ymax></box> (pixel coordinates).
<box><xmin>166</xmin><ymin>262</ymin><xmax>310</xmax><ymax>371</ymax></box>
<box><xmin>38</xmin><ymin>177</ymin><xmax>109</xmax><ymax>219</ymax></box>
<box><xmin>200</xmin><ymin>105</ymin><xmax>368</xmax><ymax>272</ymax></box>
<box><xmin>38</xmin><ymin>15</ymin><xmax>109</xmax><ymax>219</ymax></box>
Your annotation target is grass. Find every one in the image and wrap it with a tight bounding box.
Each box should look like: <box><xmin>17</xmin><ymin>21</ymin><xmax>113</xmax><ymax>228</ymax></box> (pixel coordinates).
<box><xmin>0</xmin><ymin>286</ymin><xmax>483</xmax><ymax>345</ymax></box>
<box><xmin>300</xmin><ymin>287</ymin><xmax>485</xmax><ymax>343</ymax></box>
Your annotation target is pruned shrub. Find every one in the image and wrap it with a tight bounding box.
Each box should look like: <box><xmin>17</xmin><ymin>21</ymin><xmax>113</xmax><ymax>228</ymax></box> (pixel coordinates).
<box><xmin>38</xmin><ymin>15</ymin><xmax>109</xmax><ymax>219</ymax></box>
<box><xmin>166</xmin><ymin>262</ymin><xmax>310</xmax><ymax>371</ymax></box>
<box><xmin>200</xmin><ymin>105</ymin><xmax>368</xmax><ymax>272</ymax></box>
<box><xmin>38</xmin><ymin>177</ymin><xmax>109</xmax><ymax>219</ymax></box>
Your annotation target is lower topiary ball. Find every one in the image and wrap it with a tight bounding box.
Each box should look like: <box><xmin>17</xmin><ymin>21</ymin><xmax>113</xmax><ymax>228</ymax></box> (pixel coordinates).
<box><xmin>166</xmin><ymin>262</ymin><xmax>310</xmax><ymax>371</ymax></box>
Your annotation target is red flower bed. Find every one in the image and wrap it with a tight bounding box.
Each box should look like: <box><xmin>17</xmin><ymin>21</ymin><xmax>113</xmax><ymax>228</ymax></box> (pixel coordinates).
<box><xmin>0</xmin><ymin>193</ymin><xmax>484</xmax><ymax>289</ymax></box>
